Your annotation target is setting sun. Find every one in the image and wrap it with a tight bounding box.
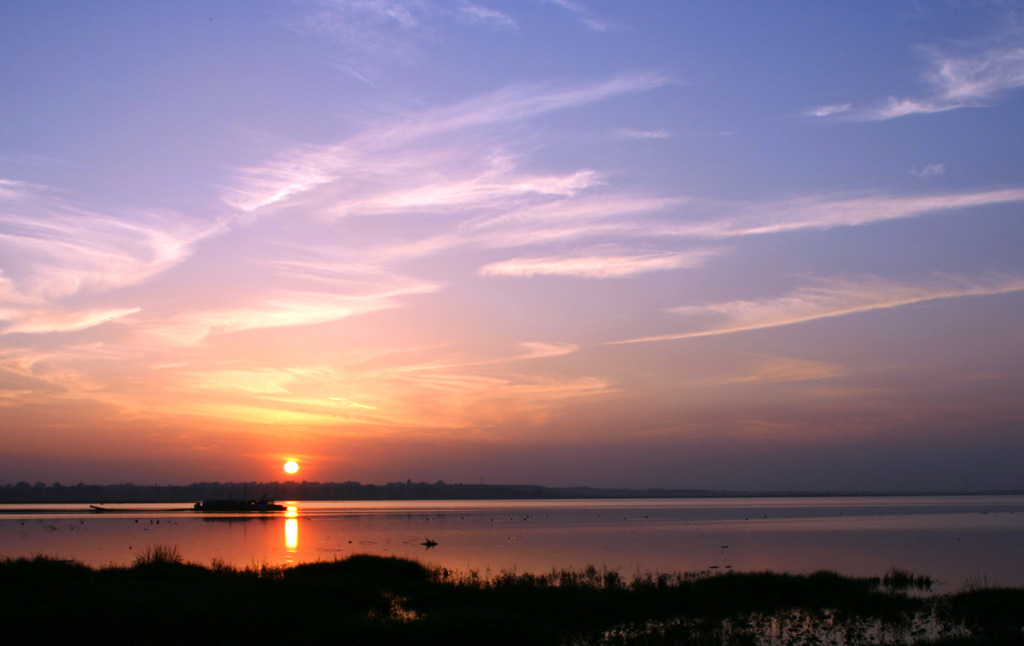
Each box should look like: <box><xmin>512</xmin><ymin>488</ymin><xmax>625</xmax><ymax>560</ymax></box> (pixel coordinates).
<box><xmin>283</xmin><ymin>460</ymin><xmax>299</xmax><ymax>475</ymax></box>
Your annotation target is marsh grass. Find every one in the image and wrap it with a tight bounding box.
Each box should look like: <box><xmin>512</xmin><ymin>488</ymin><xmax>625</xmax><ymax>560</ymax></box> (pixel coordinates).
<box><xmin>883</xmin><ymin>566</ymin><xmax>934</xmax><ymax>592</ymax></box>
<box><xmin>960</xmin><ymin>574</ymin><xmax>993</xmax><ymax>592</ymax></box>
<box><xmin>132</xmin><ymin>543</ymin><xmax>183</xmax><ymax>566</ymax></box>
<box><xmin>242</xmin><ymin>557</ymin><xmax>286</xmax><ymax>579</ymax></box>
<box><xmin>1</xmin><ymin>552</ymin><xmax>1022</xmax><ymax>645</ymax></box>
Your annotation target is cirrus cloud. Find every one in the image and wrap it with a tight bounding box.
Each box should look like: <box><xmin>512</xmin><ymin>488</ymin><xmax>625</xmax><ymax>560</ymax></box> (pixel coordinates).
<box><xmin>479</xmin><ymin>247</ymin><xmax>722</xmax><ymax>278</ymax></box>
<box><xmin>615</xmin><ymin>273</ymin><xmax>1024</xmax><ymax>344</ymax></box>
<box><xmin>809</xmin><ymin>45</ymin><xmax>1024</xmax><ymax>121</ymax></box>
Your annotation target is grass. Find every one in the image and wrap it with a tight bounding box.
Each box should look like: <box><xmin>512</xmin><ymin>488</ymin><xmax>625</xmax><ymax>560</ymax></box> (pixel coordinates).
<box><xmin>133</xmin><ymin>543</ymin><xmax>183</xmax><ymax>567</ymax></box>
<box><xmin>1</xmin><ymin>551</ymin><xmax>1022</xmax><ymax>645</ymax></box>
<box><xmin>882</xmin><ymin>566</ymin><xmax>934</xmax><ymax>592</ymax></box>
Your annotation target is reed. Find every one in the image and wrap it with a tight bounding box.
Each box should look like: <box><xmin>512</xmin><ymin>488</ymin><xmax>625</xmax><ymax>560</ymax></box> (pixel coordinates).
<box><xmin>883</xmin><ymin>566</ymin><xmax>934</xmax><ymax>591</ymax></box>
<box><xmin>132</xmin><ymin>543</ymin><xmax>183</xmax><ymax>566</ymax></box>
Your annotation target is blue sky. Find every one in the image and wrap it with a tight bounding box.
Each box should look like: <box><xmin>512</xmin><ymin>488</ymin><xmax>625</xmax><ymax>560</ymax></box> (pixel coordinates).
<box><xmin>1</xmin><ymin>1</ymin><xmax>1023</xmax><ymax>489</ymax></box>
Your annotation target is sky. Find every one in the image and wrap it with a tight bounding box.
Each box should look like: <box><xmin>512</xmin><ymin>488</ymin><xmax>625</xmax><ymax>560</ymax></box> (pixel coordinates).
<box><xmin>1</xmin><ymin>1</ymin><xmax>1023</xmax><ymax>491</ymax></box>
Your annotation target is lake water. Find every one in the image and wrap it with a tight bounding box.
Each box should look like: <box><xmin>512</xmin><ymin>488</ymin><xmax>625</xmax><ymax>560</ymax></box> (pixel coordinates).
<box><xmin>2</xmin><ymin>495</ymin><xmax>1022</xmax><ymax>592</ymax></box>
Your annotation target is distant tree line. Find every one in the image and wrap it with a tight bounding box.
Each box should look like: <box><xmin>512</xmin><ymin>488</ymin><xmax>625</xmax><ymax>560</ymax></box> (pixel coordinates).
<box><xmin>0</xmin><ymin>480</ymin><xmax>741</xmax><ymax>503</ymax></box>
<box><xmin>0</xmin><ymin>480</ymin><xmax>552</xmax><ymax>503</ymax></box>
<box><xmin>2</xmin><ymin>481</ymin><xmax>1009</xmax><ymax>503</ymax></box>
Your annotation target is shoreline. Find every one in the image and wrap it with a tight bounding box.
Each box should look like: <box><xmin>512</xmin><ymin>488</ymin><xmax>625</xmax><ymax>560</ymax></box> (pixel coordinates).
<box><xmin>2</xmin><ymin>490</ymin><xmax>1023</xmax><ymax>507</ymax></box>
<box><xmin>4</xmin><ymin>481</ymin><xmax>1024</xmax><ymax>505</ymax></box>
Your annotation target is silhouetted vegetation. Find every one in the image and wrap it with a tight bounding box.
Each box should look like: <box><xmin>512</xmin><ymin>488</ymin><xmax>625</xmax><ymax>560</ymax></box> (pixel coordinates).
<box><xmin>0</xmin><ymin>480</ymin><xmax>724</xmax><ymax>503</ymax></box>
<box><xmin>132</xmin><ymin>543</ymin><xmax>184</xmax><ymax>567</ymax></box>
<box><xmin>8</xmin><ymin>480</ymin><xmax>1019</xmax><ymax>503</ymax></box>
<box><xmin>2</xmin><ymin>553</ymin><xmax>1021</xmax><ymax>645</ymax></box>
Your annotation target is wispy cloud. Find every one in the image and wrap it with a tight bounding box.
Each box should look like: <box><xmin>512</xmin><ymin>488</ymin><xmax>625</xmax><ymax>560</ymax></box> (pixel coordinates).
<box><xmin>393</xmin><ymin>372</ymin><xmax>615</xmax><ymax>428</ymax></box>
<box><xmin>0</xmin><ymin>178</ymin><xmax>42</xmax><ymax>201</ymax></box>
<box><xmin>181</xmin><ymin>368</ymin><xmax>301</xmax><ymax>395</ymax></box>
<box><xmin>224</xmin><ymin>73</ymin><xmax>669</xmax><ymax>213</ymax></box>
<box><xmin>350</xmin><ymin>194</ymin><xmax>686</xmax><ymax>267</ymax></box>
<box><xmin>0</xmin><ymin>182</ymin><xmax>217</xmax><ymax>335</ymax></box>
<box><xmin>227</xmin><ymin>113</ymin><xmax>1024</xmax><ymax>285</ymax></box>
<box><xmin>386</xmin><ymin>341</ymin><xmax>580</xmax><ymax>375</ymax></box>
<box><xmin>543</xmin><ymin>0</ymin><xmax>612</xmax><ymax>32</ymax></box>
<box><xmin>516</xmin><ymin>341</ymin><xmax>578</xmax><ymax>360</ymax></box>
<box><xmin>479</xmin><ymin>247</ymin><xmax>721</xmax><ymax>278</ymax></box>
<box><xmin>146</xmin><ymin>281</ymin><xmax>438</xmax><ymax>346</ymax></box>
<box><xmin>294</xmin><ymin>0</ymin><xmax>563</xmax><ymax>80</ymax></box>
<box><xmin>615</xmin><ymin>274</ymin><xmax>1024</xmax><ymax>344</ymax></box>
<box><xmin>158</xmin><ymin>340</ymin><xmax>597</xmax><ymax>432</ymax></box>
<box><xmin>223</xmin><ymin>143</ymin><xmax>349</xmax><ymax>213</ymax></box>
<box><xmin>221</xmin><ymin>74</ymin><xmax>680</xmax><ymax>308</ymax></box>
<box><xmin>686</xmin><ymin>354</ymin><xmax>846</xmax><ymax>388</ymax></box>
<box><xmin>805</xmin><ymin>103</ymin><xmax>852</xmax><ymax>118</ymax></box>
<box><xmin>0</xmin><ymin>202</ymin><xmax>215</xmax><ymax>300</ymax></box>
<box><xmin>617</xmin><ymin>128</ymin><xmax>672</xmax><ymax>140</ymax></box>
<box><xmin>296</xmin><ymin>0</ymin><xmax>429</xmax><ymax>74</ymax></box>
<box><xmin>457</xmin><ymin>2</ymin><xmax>517</xmax><ymax>30</ymax></box>
<box><xmin>358</xmin><ymin>167</ymin><xmax>600</xmax><ymax>214</ymax></box>
<box><xmin>0</xmin><ymin>342</ymin><xmax>141</xmax><ymax>411</ymax></box>
<box><xmin>909</xmin><ymin>163</ymin><xmax>946</xmax><ymax>179</ymax></box>
<box><xmin>440</xmin><ymin>188</ymin><xmax>1022</xmax><ymax>262</ymax></box>
<box><xmin>379</xmin><ymin>72</ymin><xmax>670</xmax><ymax>142</ymax></box>
<box><xmin>810</xmin><ymin>46</ymin><xmax>1024</xmax><ymax>121</ymax></box>
<box><xmin>128</xmin><ymin>246</ymin><xmax>441</xmax><ymax>346</ymax></box>
<box><xmin>468</xmin><ymin>194</ymin><xmax>684</xmax><ymax>230</ymax></box>
<box><xmin>326</xmin><ymin>397</ymin><xmax>377</xmax><ymax>410</ymax></box>
<box><xmin>1</xmin><ymin>307</ymin><xmax>140</xmax><ymax>335</ymax></box>
<box><xmin>655</xmin><ymin>189</ymin><xmax>1024</xmax><ymax>240</ymax></box>
<box><xmin>227</xmin><ymin>148</ymin><xmax>601</xmax><ymax>216</ymax></box>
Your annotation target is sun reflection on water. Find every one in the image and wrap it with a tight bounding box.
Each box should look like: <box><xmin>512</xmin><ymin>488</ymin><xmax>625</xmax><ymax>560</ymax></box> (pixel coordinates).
<box><xmin>285</xmin><ymin>506</ymin><xmax>298</xmax><ymax>555</ymax></box>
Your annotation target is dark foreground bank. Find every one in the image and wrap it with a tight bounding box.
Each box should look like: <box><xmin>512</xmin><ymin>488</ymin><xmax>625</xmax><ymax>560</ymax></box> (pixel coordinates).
<box><xmin>2</xmin><ymin>550</ymin><xmax>1022</xmax><ymax>645</ymax></box>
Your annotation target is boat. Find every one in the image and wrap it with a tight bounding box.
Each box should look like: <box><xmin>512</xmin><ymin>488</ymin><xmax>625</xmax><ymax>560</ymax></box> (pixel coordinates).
<box><xmin>90</xmin><ymin>505</ymin><xmax>192</xmax><ymax>513</ymax></box>
<box><xmin>193</xmin><ymin>495</ymin><xmax>285</xmax><ymax>512</ymax></box>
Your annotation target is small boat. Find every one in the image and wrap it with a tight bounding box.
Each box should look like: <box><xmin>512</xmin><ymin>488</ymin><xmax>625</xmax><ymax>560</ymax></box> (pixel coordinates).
<box><xmin>193</xmin><ymin>495</ymin><xmax>285</xmax><ymax>512</ymax></box>
<box><xmin>90</xmin><ymin>505</ymin><xmax>193</xmax><ymax>513</ymax></box>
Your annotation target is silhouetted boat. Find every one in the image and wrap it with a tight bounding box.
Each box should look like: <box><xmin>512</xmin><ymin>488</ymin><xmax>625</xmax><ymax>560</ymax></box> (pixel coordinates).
<box><xmin>90</xmin><ymin>505</ymin><xmax>192</xmax><ymax>512</ymax></box>
<box><xmin>193</xmin><ymin>495</ymin><xmax>285</xmax><ymax>512</ymax></box>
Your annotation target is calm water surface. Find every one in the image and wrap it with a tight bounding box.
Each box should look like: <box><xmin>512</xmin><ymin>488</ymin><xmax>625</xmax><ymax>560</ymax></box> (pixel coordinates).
<box><xmin>2</xmin><ymin>496</ymin><xmax>1021</xmax><ymax>591</ymax></box>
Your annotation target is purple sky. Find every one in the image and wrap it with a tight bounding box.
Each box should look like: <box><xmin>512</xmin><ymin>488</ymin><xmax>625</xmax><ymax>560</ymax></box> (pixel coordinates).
<box><xmin>1</xmin><ymin>1</ymin><xmax>1023</xmax><ymax>489</ymax></box>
